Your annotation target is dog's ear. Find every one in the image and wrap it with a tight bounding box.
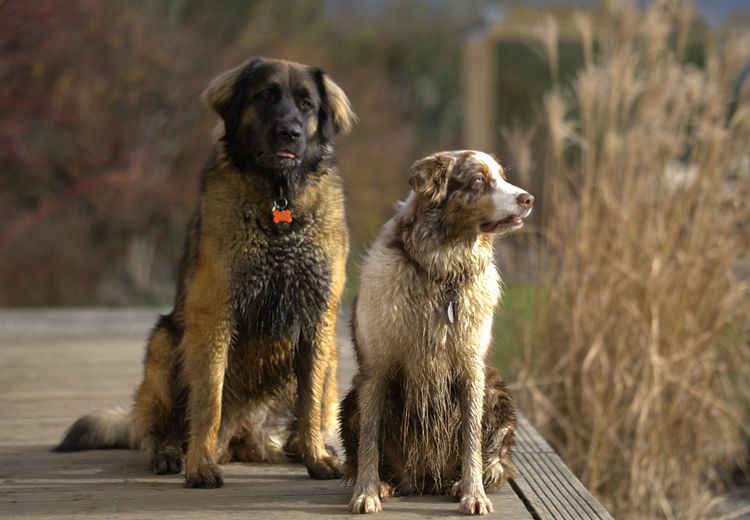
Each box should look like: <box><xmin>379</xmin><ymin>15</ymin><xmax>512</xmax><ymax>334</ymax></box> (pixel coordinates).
<box><xmin>313</xmin><ymin>68</ymin><xmax>357</xmax><ymax>142</ymax></box>
<box><xmin>202</xmin><ymin>58</ymin><xmax>262</xmax><ymax>134</ymax></box>
<box><xmin>409</xmin><ymin>154</ymin><xmax>455</xmax><ymax>203</ymax></box>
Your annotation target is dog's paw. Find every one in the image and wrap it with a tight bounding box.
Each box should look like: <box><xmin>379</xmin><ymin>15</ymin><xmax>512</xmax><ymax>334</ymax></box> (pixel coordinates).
<box><xmin>283</xmin><ymin>433</ymin><xmax>304</xmax><ymax>462</ymax></box>
<box><xmin>306</xmin><ymin>455</ymin><xmax>342</xmax><ymax>480</ymax></box>
<box><xmin>350</xmin><ymin>490</ymin><xmax>382</xmax><ymax>514</ymax></box>
<box><xmin>324</xmin><ymin>443</ymin><xmax>338</xmax><ymax>457</ymax></box>
<box><xmin>458</xmin><ymin>493</ymin><xmax>494</xmax><ymax>515</ymax></box>
<box><xmin>184</xmin><ymin>464</ymin><xmax>224</xmax><ymax>489</ymax></box>
<box><xmin>286</xmin><ymin>434</ymin><xmax>339</xmax><ymax>462</ymax></box>
<box><xmin>151</xmin><ymin>447</ymin><xmax>183</xmax><ymax>475</ymax></box>
<box><xmin>449</xmin><ymin>480</ymin><xmax>462</xmax><ymax>498</ymax></box>
<box><xmin>378</xmin><ymin>481</ymin><xmax>395</xmax><ymax>499</ymax></box>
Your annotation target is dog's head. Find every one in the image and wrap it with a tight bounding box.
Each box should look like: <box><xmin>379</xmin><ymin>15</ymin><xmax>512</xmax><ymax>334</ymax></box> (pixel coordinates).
<box><xmin>203</xmin><ymin>57</ymin><xmax>356</xmax><ymax>178</ymax></box>
<box><xmin>409</xmin><ymin>150</ymin><xmax>534</xmax><ymax>237</ymax></box>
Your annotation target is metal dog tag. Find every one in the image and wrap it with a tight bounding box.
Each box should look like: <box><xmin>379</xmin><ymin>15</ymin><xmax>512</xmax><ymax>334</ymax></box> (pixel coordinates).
<box><xmin>272</xmin><ymin>196</ymin><xmax>292</xmax><ymax>224</ymax></box>
<box><xmin>445</xmin><ymin>285</ymin><xmax>458</xmax><ymax>325</ymax></box>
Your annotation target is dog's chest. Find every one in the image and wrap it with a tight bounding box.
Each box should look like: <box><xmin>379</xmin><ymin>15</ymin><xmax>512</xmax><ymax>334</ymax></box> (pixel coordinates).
<box><xmin>230</xmin><ymin>222</ymin><xmax>332</xmax><ymax>339</ymax></box>
<box><xmin>417</xmin><ymin>285</ymin><xmax>494</xmax><ymax>347</ymax></box>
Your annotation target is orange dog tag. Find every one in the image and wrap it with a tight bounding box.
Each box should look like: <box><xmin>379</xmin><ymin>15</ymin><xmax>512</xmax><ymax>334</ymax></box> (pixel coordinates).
<box><xmin>273</xmin><ymin>208</ymin><xmax>292</xmax><ymax>224</ymax></box>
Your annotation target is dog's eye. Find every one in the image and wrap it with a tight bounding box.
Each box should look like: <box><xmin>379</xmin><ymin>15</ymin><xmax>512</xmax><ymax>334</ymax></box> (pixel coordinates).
<box><xmin>256</xmin><ymin>88</ymin><xmax>275</xmax><ymax>102</ymax></box>
<box><xmin>474</xmin><ymin>177</ymin><xmax>485</xmax><ymax>185</ymax></box>
<box><xmin>299</xmin><ymin>98</ymin><xmax>314</xmax><ymax>111</ymax></box>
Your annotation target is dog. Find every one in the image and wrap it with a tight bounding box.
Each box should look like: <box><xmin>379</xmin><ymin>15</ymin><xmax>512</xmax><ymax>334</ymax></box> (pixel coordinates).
<box><xmin>340</xmin><ymin>150</ymin><xmax>532</xmax><ymax>515</ymax></box>
<box><xmin>55</xmin><ymin>57</ymin><xmax>356</xmax><ymax>488</ymax></box>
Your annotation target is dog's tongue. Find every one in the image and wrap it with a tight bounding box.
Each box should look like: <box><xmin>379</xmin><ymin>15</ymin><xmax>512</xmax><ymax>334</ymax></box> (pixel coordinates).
<box><xmin>277</xmin><ymin>151</ymin><xmax>296</xmax><ymax>159</ymax></box>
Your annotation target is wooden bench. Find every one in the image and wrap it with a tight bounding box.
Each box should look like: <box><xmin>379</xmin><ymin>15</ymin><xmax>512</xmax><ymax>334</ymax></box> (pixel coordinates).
<box><xmin>0</xmin><ymin>309</ymin><xmax>613</xmax><ymax>519</ymax></box>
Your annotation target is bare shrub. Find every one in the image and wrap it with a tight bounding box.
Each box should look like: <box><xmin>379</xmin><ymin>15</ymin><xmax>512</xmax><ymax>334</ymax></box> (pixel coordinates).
<box><xmin>514</xmin><ymin>1</ymin><xmax>750</xmax><ymax>518</ymax></box>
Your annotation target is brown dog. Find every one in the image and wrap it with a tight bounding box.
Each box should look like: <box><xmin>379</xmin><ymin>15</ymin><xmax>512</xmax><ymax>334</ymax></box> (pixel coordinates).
<box><xmin>55</xmin><ymin>57</ymin><xmax>356</xmax><ymax>487</ymax></box>
<box><xmin>341</xmin><ymin>151</ymin><xmax>531</xmax><ymax>514</ymax></box>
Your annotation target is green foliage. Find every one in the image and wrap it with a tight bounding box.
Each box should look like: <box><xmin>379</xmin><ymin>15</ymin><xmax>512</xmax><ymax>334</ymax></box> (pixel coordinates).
<box><xmin>495</xmin><ymin>39</ymin><xmax>586</xmax><ymax>126</ymax></box>
<box><xmin>493</xmin><ymin>284</ymin><xmax>539</xmax><ymax>378</ymax></box>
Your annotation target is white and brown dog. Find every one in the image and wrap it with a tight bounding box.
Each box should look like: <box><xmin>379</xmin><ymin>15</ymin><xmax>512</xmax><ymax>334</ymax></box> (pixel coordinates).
<box><xmin>340</xmin><ymin>150</ymin><xmax>533</xmax><ymax>515</ymax></box>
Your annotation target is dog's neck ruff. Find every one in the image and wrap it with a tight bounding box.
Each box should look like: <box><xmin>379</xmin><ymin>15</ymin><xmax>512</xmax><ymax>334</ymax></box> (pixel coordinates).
<box><xmin>390</xmin><ymin>237</ymin><xmax>463</xmax><ymax>325</ymax></box>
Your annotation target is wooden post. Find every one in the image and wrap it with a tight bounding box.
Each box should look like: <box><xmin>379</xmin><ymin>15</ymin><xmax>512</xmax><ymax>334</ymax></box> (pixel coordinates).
<box><xmin>463</xmin><ymin>31</ymin><xmax>495</xmax><ymax>151</ymax></box>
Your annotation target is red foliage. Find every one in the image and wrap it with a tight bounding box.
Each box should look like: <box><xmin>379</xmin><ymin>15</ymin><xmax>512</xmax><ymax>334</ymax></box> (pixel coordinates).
<box><xmin>0</xmin><ymin>0</ymin><xmax>212</xmax><ymax>304</ymax></box>
<box><xmin>0</xmin><ymin>0</ymin><xmax>461</xmax><ymax>304</ymax></box>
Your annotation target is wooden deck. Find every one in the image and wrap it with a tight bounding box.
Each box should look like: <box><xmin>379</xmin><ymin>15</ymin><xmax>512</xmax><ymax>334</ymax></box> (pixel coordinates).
<box><xmin>0</xmin><ymin>309</ymin><xmax>613</xmax><ymax>519</ymax></box>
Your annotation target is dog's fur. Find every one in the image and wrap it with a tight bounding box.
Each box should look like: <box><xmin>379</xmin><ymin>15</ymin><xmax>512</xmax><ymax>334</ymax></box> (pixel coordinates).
<box><xmin>340</xmin><ymin>151</ymin><xmax>533</xmax><ymax>515</ymax></box>
<box><xmin>55</xmin><ymin>57</ymin><xmax>356</xmax><ymax>487</ymax></box>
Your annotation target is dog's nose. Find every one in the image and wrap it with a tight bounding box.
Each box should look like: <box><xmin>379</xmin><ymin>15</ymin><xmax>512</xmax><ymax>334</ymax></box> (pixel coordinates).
<box><xmin>516</xmin><ymin>192</ymin><xmax>534</xmax><ymax>208</ymax></box>
<box><xmin>278</xmin><ymin>125</ymin><xmax>302</xmax><ymax>141</ymax></box>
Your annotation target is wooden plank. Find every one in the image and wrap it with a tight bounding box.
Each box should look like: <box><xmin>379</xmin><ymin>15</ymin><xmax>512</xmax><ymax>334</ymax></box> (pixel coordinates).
<box><xmin>510</xmin><ymin>415</ymin><xmax>614</xmax><ymax>519</ymax></box>
<box><xmin>0</xmin><ymin>308</ymin><xmax>160</xmax><ymax>341</ymax></box>
<box><xmin>0</xmin><ymin>309</ymin><xmax>615</xmax><ymax>519</ymax></box>
<box><xmin>515</xmin><ymin>414</ymin><xmax>556</xmax><ymax>453</ymax></box>
<box><xmin>0</xmin><ymin>309</ymin><xmax>536</xmax><ymax>519</ymax></box>
<box><xmin>463</xmin><ymin>32</ymin><xmax>496</xmax><ymax>150</ymax></box>
<box><xmin>0</xmin><ymin>446</ymin><xmax>531</xmax><ymax>519</ymax></box>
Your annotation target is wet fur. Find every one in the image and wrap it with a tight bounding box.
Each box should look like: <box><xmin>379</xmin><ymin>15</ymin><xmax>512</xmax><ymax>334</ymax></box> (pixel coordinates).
<box><xmin>56</xmin><ymin>58</ymin><xmax>356</xmax><ymax>487</ymax></box>
<box><xmin>341</xmin><ymin>151</ymin><xmax>524</xmax><ymax>515</ymax></box>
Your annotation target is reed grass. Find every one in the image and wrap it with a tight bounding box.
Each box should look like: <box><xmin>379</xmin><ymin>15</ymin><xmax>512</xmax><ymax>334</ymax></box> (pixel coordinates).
<box><xmin>513</xmin><ymin>1</ymin><xmax>750</xmax><ymax>517</ymax></box>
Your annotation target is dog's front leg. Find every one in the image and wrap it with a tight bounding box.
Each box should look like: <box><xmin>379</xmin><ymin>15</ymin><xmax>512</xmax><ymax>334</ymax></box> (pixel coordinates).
<box><xmin>182</xmin><ymin>306</ymin><xmax>231</xmax><ymax>488</ymax></box>
<box><xmin>458</xmin><ymin>364</ymin><xmax>493</xmax><ymax>515</ymax></box>
<box><xmin>296</xmin><ymin>308</ymin><xmax>342</xmax><ymax>480</ymax></box>
<box><xmin>350</xmin><ymin>373</ymin><xmax>387</xmax><ymax>514</ymax></box>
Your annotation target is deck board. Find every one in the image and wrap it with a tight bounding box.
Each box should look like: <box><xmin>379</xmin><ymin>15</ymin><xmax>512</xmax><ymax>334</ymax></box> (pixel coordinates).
<box><xmin>0</xmin><ymin>308</ymin><xmax>609</xmax><ymax>519</ymax></box>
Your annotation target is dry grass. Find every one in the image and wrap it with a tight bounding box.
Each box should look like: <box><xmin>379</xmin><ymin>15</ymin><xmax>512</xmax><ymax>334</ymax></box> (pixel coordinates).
<box><xmin>513</xmin><ymin>1</ymin><xmax>750</xmax><ymax>518</ymax></box>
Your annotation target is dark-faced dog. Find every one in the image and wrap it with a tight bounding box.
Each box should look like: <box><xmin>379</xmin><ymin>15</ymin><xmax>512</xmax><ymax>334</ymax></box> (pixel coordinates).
<box><xmin>55</xmin><ymin>57</ymin><xmax>356</xmax><ymax>487</ymax></box>
<box><xmin>341</xmin><ymin>151</ymin><xmax>531</xmax><ymax>515</ymax></box>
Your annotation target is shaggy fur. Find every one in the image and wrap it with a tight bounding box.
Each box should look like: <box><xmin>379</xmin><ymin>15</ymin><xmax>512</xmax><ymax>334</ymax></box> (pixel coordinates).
<box><xmin>55</xmin><ymin>57</ymin><xmax>356</xmax><ymax>487</ymax></box>
<box><xmin>340</xmin><ymin>150</ymin><xmax>533</xmax><ymax>515</ymax></box>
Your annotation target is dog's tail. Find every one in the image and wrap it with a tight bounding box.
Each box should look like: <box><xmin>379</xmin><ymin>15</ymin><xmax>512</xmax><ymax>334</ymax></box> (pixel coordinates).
<box><xmin>53</xmin><ymin>407</ymin><xmax>133</xmax><ymax>452</ymax></box>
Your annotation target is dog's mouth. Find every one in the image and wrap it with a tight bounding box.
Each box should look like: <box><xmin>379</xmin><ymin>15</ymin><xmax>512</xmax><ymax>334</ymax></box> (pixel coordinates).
<box><xmin>480</xmin><ymin>215</ymin><xmax>524</xmax><ymax>234</ymax></box>
<box><xmin>255</xmin><ymin>149</ymin><xmax>301</xmax><ymax>168</ymax></box>
<box><xmin>276</xmin><ymin>150</ymin><xmax>297</xmax><ymax>160</ymax></box>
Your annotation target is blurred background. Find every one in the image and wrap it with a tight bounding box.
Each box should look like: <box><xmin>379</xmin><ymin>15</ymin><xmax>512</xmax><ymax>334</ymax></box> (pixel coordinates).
<box><xmin>2</xmin><ymin>0</ymin><xmax>749</xmax><ymax>518</ymax></box>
